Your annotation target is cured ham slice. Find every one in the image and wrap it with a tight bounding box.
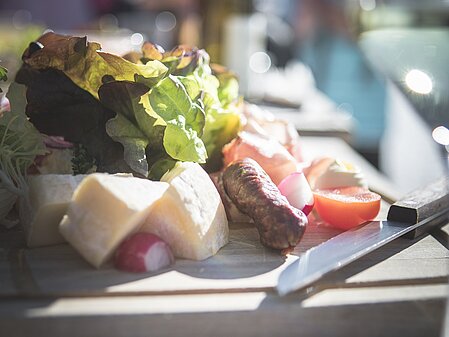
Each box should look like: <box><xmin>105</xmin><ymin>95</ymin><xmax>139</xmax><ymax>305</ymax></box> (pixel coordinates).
<box><xmin>223</xmin><ymin>131</ymin><xmax>298</xmax><ymax>185</ymax></box>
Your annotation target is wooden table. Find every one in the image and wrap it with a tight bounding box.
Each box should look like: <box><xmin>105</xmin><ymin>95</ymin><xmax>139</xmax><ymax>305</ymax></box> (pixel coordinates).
<box><xmin>1</xmin><ymin>137</ymin><xmax>448</xmax><ymax>337</ymax></box>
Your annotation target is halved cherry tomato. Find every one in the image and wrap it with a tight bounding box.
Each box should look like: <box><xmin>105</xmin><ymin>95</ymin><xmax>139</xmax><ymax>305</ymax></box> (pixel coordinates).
<box><xmin>313</xmin><ymin>187</ymin><xmax>381</xmax><ymax>230</ymax></box>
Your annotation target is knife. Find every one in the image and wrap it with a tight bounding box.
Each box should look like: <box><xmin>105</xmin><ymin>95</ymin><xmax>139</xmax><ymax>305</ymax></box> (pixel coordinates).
<box><xmin>277</xmin><ymin>177</ymin><xmax>449</xmax><ymax>296</ymax></box>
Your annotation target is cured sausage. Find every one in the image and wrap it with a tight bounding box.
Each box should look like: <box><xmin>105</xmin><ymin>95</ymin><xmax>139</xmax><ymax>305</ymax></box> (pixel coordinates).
<box><xmin>222</xmin><ymin>158</ymin><xmax>307</xmax><ymax>250</ymax></box>
<box><xmin>209</xmin><ymin>172</ymin><xmax>252</xmax><ymax>223</ymax></box>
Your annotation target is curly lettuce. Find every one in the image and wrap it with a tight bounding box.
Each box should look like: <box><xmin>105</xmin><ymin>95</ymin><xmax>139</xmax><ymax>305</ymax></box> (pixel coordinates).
<box><xmin>22</xmin><ymin>33</ymin><xmax>167</xmax><ymax>99</ymax></box>
<box><xmin>0</xmin><ymin>82</ymin><xmax>47</xmax><ymax>225</ymax></box>
<box><xmin>0</xmin><ymin>64</ymin><xmax>7</xmax><ymax>94</ymax></box>
<box><xmin>17</xmin><ymin>33</ymin><xmax>241</xmax><ymax>178</ymax></box>
<box><xmin>0</xmin><ymin>65</ymin><xmax>7</xmax><ymax>81</ymax></box>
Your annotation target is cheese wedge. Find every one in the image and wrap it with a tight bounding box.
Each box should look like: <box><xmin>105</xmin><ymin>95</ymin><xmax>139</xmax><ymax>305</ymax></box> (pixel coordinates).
<box><xmin>21</xmin><ymin>174</ymin><xmax>86</xmax><ymax>248</ymax></box>
<box><xmin>59</xmin><ymin>174</ymin><xmax>169</xmax><ymax>268</ymax></box>
<box><xmin>141</xmin><ymin>162</ymin><xmax>229</xmax><ymax>260</ymax></box>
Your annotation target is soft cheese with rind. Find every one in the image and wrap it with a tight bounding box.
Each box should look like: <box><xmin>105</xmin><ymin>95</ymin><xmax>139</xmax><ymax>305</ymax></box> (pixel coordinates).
<box><xmin>21</xmin><ymin>174</ymin><xmax>86</xmax><ymax>247</ymax></box>
<box><xmin>59</xmin><ymin>174</ymin><xmax>169</xmax><ymax>268</ymax></box>
<box><xmin>141</xmin><ymin>162</ymin><xmax>229</xmax><ymax>260</ymax></box>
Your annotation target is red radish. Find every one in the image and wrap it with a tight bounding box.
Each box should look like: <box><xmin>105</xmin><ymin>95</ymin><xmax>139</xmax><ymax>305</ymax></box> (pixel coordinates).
<box><xmin>114</xmin><ymin>233</ymin><xmax>174</xmax><ymax>273</ymax></box>
<box><xmin>278</xmin><ymin>172</ymin><xmax>314</xmax><ymax>215</ymax></box>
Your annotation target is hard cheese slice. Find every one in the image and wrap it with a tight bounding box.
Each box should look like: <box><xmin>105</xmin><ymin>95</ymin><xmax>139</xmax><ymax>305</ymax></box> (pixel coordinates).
<box><xmin>59</xmin><ymin>174</ymin><xmax>169</xmax><ymax>268</ymax></box>
<box><xmin>21</xmin><ymin>174</ymin><xmax>86</xmax><ymax>248</ymax></box>
<box><xmin>141</xmin><ymin>162</ymin><xmax>229</xmax><ymax>260</ymax></box>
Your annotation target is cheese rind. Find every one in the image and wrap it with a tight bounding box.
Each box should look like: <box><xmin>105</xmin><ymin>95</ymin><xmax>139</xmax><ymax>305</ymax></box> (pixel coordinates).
<box><xmin>59</xmin><ymin>174</ymin><xmax>169</xmax><ymax>268</ymax></box>
<box><xmin>142</xmin><ymin>162</ymin><xmax>229</xmax><ymax>260</ymax></box>
<box><xmin>22</xmin><ymin>174</ymin><xmax>86</xmax><ymax>247</ymax></box>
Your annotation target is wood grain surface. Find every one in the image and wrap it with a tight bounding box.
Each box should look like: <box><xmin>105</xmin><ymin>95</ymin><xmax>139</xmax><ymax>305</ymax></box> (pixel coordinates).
<box><xmin>1</xmin><ymin>137</ymin><xmax>447</xmax><ymax>337</ymax></box>
<box><xmin>0</xmin><ymin>219</ymin><xmax>343</xmax><ymax>297</ymax></box>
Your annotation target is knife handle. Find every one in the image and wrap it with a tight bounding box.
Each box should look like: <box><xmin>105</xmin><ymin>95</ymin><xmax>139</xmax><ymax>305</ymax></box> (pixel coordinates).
<box><xmin>387</xmin><ymin>177</ymin><xmax>449</xmax><ymax>239</ymax></box>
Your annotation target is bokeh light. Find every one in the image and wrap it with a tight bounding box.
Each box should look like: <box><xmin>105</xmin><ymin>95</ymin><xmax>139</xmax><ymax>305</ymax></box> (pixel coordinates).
<box><xmin>432</xmin><ymin>126</ymin><xmax>449</xmax><ymax>146</ymax></box>
<box><xmin>405</xmin><ymin>69</ymin><xmax>433</xmax><ymax>94</ymax></box>
<box><xmin>249</xmin><ymin>51</ymin><xmax>271</xmax><ymax>74</ymax></box>
<box><xmin>130</xmin><ymin>33</ymin><xmax>144</xmax><ymax>46</ymax></box>
<box><xmin>156</xmin><ymin>11</ymin><xmax>177</xmax><ymax>32</ymax></box>
<box><xmin>12</xmin><ymin>10</ymin><xmax>32</xmax><ymax>29</ymax></box>
<box><xmin>360</xmin><ymin>0</ymin><xmax>376</xmax><ymax>11</ymax></box>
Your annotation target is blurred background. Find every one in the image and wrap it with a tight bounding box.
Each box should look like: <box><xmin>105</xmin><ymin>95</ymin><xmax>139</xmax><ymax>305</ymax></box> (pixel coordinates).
<box><xmin>0</xmin><ymin>0</ymin><xmax>448</xmax><ymax>194</ymax></box>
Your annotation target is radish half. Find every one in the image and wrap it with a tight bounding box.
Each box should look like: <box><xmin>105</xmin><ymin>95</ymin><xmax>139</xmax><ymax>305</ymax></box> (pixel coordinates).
<box><xmin>114</xmin><ymin>233</ymin><xmax>174</xmax><ymax>273</ymax></box>
<box><xmin>278</xmin><ymin>172</ymin><xmax>314</xmax><ymax>215</ymax></box>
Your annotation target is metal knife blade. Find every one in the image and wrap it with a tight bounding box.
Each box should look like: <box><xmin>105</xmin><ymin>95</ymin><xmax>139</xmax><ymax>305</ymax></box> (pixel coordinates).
<box><xmin>277</xmin><ymin>178</ymin><xmax>449</xmax><ymax>296</ymax></box>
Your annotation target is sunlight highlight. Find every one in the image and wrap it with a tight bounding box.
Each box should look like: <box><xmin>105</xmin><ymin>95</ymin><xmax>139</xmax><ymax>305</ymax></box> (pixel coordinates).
<box><xmin>405</xmin><ymin>69</ymin><xmax>433</xmax><ymax>94</ymax></box>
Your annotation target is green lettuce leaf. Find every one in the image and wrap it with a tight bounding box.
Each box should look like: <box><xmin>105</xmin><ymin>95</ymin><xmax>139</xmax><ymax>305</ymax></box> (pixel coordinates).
<box><xmin>105</xmin><ymin>114</ymin><xmax>149</xmax><ymax>176</ymax></box>
<box><xmin>194</xmin><ymin>64</ymin><xmax>241</xmax><ymax>172</ymax></box>
<box><xmin>149</xmin><ymin>76</ymin><xmax>205</xmax><ymax>134</ymax></box>
<box><xmin>147</xmin><ymin>157</ymin><xmax>177</xmax><ymax>181</ymax></box>
<box><xmin>0</xmin><ymin>82</ymin><xmax>47</xmax><ymax>204</ymax></box>
<box><xmin>98</xmin><ymin>81</ymin><xmax>164</xmax><ymax>176</ymax></box>
<box><xmin>142</xmin><ymin>43</ymin><xmax>198</xmax><ymax>75</ymax></box>
<box><xmin>1</xmin><ymin>82</ymin><xmax>46</xmax><ymax>173</ymax></box>
<box><xmin>202</xmin><ymin>104</ymin><xmax>241</xmax><ymax>172</ymax></box>
<box><xmin>163</xmin><ymin>123</ymin><xmax>207</xmax><ymax>162</ymax></box>
<box><xmin>0</xmin><ymin>83</ymin><xmax>39</xmax><ymax>224</ymax></box>
<box><xmin>178</xmin><ymin>76</ymin><xmax>201</xmax><ymax>100</ymax></box>
<box><xmin>18</xmin><ymin>32</ymin><xmax>242</xmax><ymax>177</ymax></box>
<box><xmin>0</xmin><ymin>65</ymin><xmax>7</xmax><ymax>93</ymax></box>
<box><xmin>100</xmin><ymin>76</ymin><xmax>207</xmax><ymax>173</ymax></box>
<box><xmin>22</xmin><ymin>32</ymin><xmax>168</xmax><ymax>99</ymax></box>
<box><xmin>149</xmin><ymin>75</ymin><xmax>207</xmax><ymax>163</ymax></box>
<box><xmin>217</xmin><ymin>75</ymin><xmax>239</xmax><ymax>107</ymax></box>
<box><xmin>211</xmin><ymin>64</ymin><xmax>239</xmax><ymax>107</ymax></box>
<box><xmin>16</xmin><ymin>65</ymin><xmax>130</xmax><ymax>173</ymax></box>
<box><xmin>0</xmin><ymin>65</ymin><xmax>7</xmax><ymax>82</ymax></box>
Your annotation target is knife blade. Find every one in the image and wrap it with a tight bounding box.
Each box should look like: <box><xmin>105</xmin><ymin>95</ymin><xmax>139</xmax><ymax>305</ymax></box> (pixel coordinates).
<box><xmin>277</xmin><ymin>177</ymin><xmax>449</xmax><ymax>296</ymax></box>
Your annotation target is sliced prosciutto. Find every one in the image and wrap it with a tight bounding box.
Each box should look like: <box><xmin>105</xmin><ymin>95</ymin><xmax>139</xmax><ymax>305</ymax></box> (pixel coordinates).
<box><xmin>241</xmin><ymin>104</ymin><xmax>303</xmax><ymax>162</ymax></box>
<box><xmin>223</xmin><ymin>131</ymin><xmax>298</xmax><ymax>185</ymax></box>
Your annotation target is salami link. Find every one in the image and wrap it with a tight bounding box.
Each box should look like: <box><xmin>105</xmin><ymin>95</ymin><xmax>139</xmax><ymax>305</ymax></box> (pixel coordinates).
<box><xmin>222</xmin><ymin>158</ymin><xmax>307</xmax><ymax>250</ymax></box>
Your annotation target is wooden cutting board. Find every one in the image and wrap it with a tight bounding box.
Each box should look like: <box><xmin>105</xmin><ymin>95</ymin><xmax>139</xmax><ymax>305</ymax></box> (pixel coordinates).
<box><xmin>0</xmin><ymin>137</ymin><xmax>398</xmax><ymax>298</ymax></box>
<box><xmin>1</xmin><ymin>218</ymin><xmax>348</xmax><ymax>297</ymax></box>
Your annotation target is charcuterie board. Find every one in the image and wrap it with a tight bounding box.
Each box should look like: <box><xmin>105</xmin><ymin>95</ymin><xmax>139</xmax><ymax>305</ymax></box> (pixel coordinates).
<box><xmin>2</xmin><ymin>220</ymin><xmax>346</xmax><ymax>297</ymax></box>
<box><xmin>0</xmin><ymin>137</ymin><xmax>394</xmax><ymax>298</ymax></box>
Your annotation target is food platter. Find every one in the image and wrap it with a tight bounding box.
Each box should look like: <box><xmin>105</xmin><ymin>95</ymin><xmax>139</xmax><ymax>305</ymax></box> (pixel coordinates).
<box><xmin>1</xmin><ymin>136</ymin><xmax>393</xmax><ymax>298</ymax></box>
<box><xmin>0</xmin><ymin>32</ymin><xmax>396</xmax><ymax>291</ymax></box>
